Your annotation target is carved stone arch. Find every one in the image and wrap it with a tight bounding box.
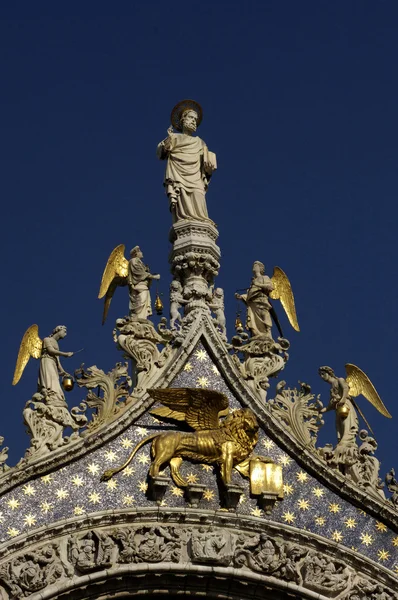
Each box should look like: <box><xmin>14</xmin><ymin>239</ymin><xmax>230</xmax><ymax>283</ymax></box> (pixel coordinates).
<box><xmin>23</xmin><ymin>565</ymin><xmax>325</xmax><ymax>600</ymax></box>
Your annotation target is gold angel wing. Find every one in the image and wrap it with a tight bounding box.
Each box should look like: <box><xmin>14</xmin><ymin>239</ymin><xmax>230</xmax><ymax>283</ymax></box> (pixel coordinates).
<box><xmin>270</xmin><ymin>266</ymin><xmax>300</xmax><ymax>332</ymax></box>
<box><xmin>12</xmin><ymin>324</ymin><xmax>42</xmax><ymax>385</ymax></box>
<box><xmin>98</xmin><ymin>244</ymin><xmax>129</xmax><ymax>325</ymax></box>
<box><xmin>149</xmin><ymin>387</ymin><xmax>229</xmax><ymax>431</ymax></box>
<box><xmin>345</xmin><ymin>363</ymin><xmax>392</xmax><ymax>418</ymax></box>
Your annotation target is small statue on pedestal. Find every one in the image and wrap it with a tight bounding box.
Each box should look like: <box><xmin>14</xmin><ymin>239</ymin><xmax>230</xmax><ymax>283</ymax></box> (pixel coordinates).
<box><xmin>169</xmin><ymin>280</ymin><xmax>187</xmax><ymax>329</ymax></box>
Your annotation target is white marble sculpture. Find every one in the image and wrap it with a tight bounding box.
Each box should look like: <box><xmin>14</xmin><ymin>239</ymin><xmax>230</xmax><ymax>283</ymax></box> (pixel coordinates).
<box><xmin>235</xmin><ymin>262</ymin><xmax>275</xmax><ymax>338</ymax></box>
<box><xmin>157</xmin><ymin>100</ymin><xmax>217</xmax><ymax>223</ymax></box>
<box><xmin>169</xmin><ymin>280</ymin><xmax>187</xmax><ymax>329</ymax></box>
<box><xmin>209</xmin><ymin>287</ymin><xmax>226</xmax><ymax>337</ymax></box>
<box><xmin>39</xmin><ymin>326</ymin><xmax>74</xmax><ymax>401</ymax></box>
<box><xmin>128</xmin><ymin>247</ymin><xmax>160</xmax><ymax>320</ymax></box>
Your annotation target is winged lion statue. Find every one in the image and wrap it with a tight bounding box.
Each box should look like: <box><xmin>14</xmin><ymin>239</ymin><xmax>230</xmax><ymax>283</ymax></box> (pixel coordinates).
<box><xmin>101</xmin><ymin>387</ymin><xmax>262</xmax><ymax>488</ymax></box>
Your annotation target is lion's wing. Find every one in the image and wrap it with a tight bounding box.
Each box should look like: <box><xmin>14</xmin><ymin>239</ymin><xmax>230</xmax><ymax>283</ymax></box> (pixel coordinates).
<box><xmin>149</xmin><ymin>387</ymin><xmax>229</xmax><ymax>430</ymax></box>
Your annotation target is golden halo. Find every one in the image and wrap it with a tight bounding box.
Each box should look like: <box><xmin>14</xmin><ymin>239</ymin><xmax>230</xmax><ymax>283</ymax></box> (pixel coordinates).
<box><xmin>170</xmin><ymin>99</ymin><xmax>203</xmax><ymax>132</ymax></box>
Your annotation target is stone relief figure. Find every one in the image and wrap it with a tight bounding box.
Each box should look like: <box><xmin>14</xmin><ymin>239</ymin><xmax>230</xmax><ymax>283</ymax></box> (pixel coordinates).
<box><xmin>0</xmin><ymin>436</ymin><xmax>9</xmax><ymax>473</ymax></box>
<box><xmin>169</xmin><ymin>280</ymin><xmax>187</xmax><ymax>329</ymax></box>
<box><xmin>235</xmin><ymin>262</ymin><xmax>299</xmax><ymax>340</ymax></box>
<box><xmin>318</xmin><ymin>364</ymin><xmax>391</xmax><ymax>493</ymax></box>
<box><xmin>301</xmin><ymin>551</ymin><xmax>350</xmax><ymax>593</ymax></box>
<box><xmin>209</xmin><ymin>287</ymin><xmax>226</xmax><ymax>337</ymax></box>
<box><xmin>157</xmin><ymin>99</ymin><xmax>217</xmax><ymax>223</ymax></box>
<box><xmin>98</xmin><ymin>244</ymin><xmax>160</xmax><ymax>323</ymax></box>
<box><xmin>385</xmin><ymin>468</ymin><xmax>398</xmax><ymax>507</ymax></box>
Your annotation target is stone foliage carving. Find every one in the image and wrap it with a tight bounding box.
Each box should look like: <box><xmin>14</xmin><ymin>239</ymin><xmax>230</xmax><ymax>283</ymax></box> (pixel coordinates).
<box><xmin>231</xmin><ymin>330</ymin><xmax>290</xmax><ymax>401</ymax></box>
<box><xmin>1</xmin><ymin>525</ymin><xmax>397</xmax><ymax>599</ymax></box>
<box><xmin>113</xmin><ymin>316</ymin><xmax>173</xmax><ymax>394</ymax></box>
<box><xmin>21</xmin><ymin>389</ymin><xmax>87</xmax><ymax>462</ymax></box>
<box><xmin>74</xmin><ymin>362</ymin><xmax>132</xmax><ymax>432</ymax></box>
<box><xmin>268</xmin><ymin>381</ymin><xmax>324</xmax><ymax>447</ymax></box>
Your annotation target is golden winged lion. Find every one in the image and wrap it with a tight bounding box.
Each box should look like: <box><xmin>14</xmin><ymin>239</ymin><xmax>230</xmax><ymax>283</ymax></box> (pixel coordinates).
<box><xmin>101</xmin><ymin>388</ymin><xmax>260</xmax><ymax>487</ymax></box>
<box><xmin>236</xmin><ymin>261</ymin><xmax>299</xmax><ymax>339</ymax></box>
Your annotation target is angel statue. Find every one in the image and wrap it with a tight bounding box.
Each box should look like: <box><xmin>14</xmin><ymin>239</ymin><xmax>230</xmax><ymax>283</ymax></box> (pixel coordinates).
<box><xmin>98</xmin><ymin>244</ymin><xmax>160</xmax><ymax>324</ymax></box>
<box><xmin>12</xmin><ymin>325</ymin><xmax>87</xmax><ymax>457</ymax></box>
<box><xmin>318</xmin><ymin>365</ymin><xmax>391</xmax><ymax>475</ymax></box>
<box><xmin>235</xmin><ymin>262</ymin><xmax>299</xmax><ymax>340</ymax></box>
<box><xmin>101</xmin><ymin>388</ymin><xmax>273</xmax><ymax>490</ymax></box>
<box><xmin>157</xmin><ymin>99</ymin><xmax>217</xmax><ymax>223</ymax></box>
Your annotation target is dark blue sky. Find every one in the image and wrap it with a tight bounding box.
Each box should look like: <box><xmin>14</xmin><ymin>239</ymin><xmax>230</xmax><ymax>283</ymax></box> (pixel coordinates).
<box><xmin>1</xmin><ymin>3</ymin><xmax>397</xmax><ymax>480</ymax></box>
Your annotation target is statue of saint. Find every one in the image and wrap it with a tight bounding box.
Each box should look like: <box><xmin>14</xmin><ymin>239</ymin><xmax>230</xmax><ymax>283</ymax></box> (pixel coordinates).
<box><xmin>235</xmin><ymin>262</ymin><xmax>275</xmax><ymax>338</ymax></box>
<box><xmin>157</xmin><ymin>99</ymin><xmax>217</xmax><ymax>223</ymax></box>
<box><xmin>128</xmin><ymin>246</ymin><xmax>160</xmax><ymax>319</ymax></box>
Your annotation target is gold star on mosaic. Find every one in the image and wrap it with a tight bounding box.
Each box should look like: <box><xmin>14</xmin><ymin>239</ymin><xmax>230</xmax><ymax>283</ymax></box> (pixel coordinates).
<box><xmin>201</xmin><ymin>464</ymin><xmax>212</xmax><ymax>472</ymax></box>
<box><xmin>88</xmin><ymin>491</ymin><xmax>101</xmax><ymax>504</ymax></box>
<box><xmin>23</xmin><ymin>483</ymin><xmax>35</xmax><ymax>496</ymax></box>
<box><xmin>358</xmin><ymin>509</ymin><xmax>367</xmax><ymax>516</ymax></box>
<box><xmin>283</xmin><ymin>483</ymin><xmax>294</xmax><ymax>496</ymax></box>
<box><xmin>251</xmin><ymin>507</ymin><xmax>262</xmax><ymax>517</ymax></box>
<box><xmin>296</xmin><ymin>471</ymin><xmax>308</xmax><ymax>483</ymax></box>
<box><xmin>138</xmin><ymin>453</ymin><xmax>150</xmax><ymax>465</ymax></box>
<box><xmin>203</xmin><ymin>489</ymin><xmax>214</xmax><ymax>501</ymax></box>
<box><xmin>344</xmin><ymin>518</ymin><xmax>357</xmax><ymax>529</ymax></box>
<box><xmin>72</xmin><ymin>475</ymin><xmax>84</xmax><ymax>487</ymax></box>
<box><xmin>41</xmin><ymin>474</ymin><xmax>53</xmax><ymax>484</ymax></box>
<box><xmin>329</xmin><ymin>502</ymin><xmax>341</xmax><ymax>513</ymax></box>
<box><xmin>7</xmin><ymin>497</ymin><xmax>20</xmax><ymax>510</ymax></box>
<box><xmin>196</xmin><ymin>376</ymin><xmax>209</xmax><ymax>388</ymax></box>
<box><xmin>186</xmin><ymin>473</ymin><xmax>198</xmax><ymax>484</ymax></box>
<box><xmin>24</xmin><ymin>514</ymin><xmax>37</xmax><ymax>527</ymax></box>
<box><xmin>139</xmin><ymin>481</ymin><xmax>148</xmax><ymax>492</ymax></box>
<box><xmin>41</xmin><ymin>501</ymin><xmax>52</xmax><ymax>513</ymax></box>
<box><xmin>123</xmin><ymin>466</ymin><xmax>135</xmax><ymax>477</ymax></box>
<box><xmin>297</xmin><ymin>498</ymin><xmax>310</xmax><ymax>510</ymax></box>
<box><xmin>312</xmin><ymin>487</ymin><xmax>324</xmax><ymax>498</ymax></box>
<box><xmin>392</xmin><ymin>536</ymin><xmax>398</xmax><ymax>547</ymax></box>
<box><xmin>56</xmin><ymin>488</ymin><xmax>69</xmax><ymax>500</ymax></box>
<box><xmin>331</xmin><ymin>530</ymin><xmax>343</xmax><ymax>543</ymax></box>
<box><xmin>171</xmin><ymin>486</ymin><xmax>184</xmax><ymax>497</ymax></box>
<box><xmin>121</xmin><ymin>438</ymin><xmax>133</xmax><ymax>449</ymax></box>
<box><xmin>211</xmin><ymin>365</ymin><xmax>220</xmax><ymax>375</ymax></box>
<box><xmin>360</xmin><ymin>533</ymin><xmax>373</xmax><ymax>546</ymax></box>
<box><xmin>106</xmin><ymin>479</ymin><xmax>118</xmax><ymax>490</ymax></box>
<box><xmin>377</xmin><ymin>549</ymin><xmax>390</xmax><ymax>562</ymax></box>
<box><xmin>7</xmin><ymin>527</ymin><xmax>19</xmax><ymax>538</ymax></box>
<box><xmin>279</xmin><ymin>455</ymin><xmax>292</xmax><ymax>466</ymax></box>
<box><xmin>74</xmin><ymin>506</ymin><xmax>85</xmax><ymax>516</ymax></box>
<box><xmin>195</xmin><ymin>349</ymin><xmax>207</xmax><ymax>361</ymax></box>
<box><xmin>104</xmin><ymin>449</ymin><xmax>118</xmax><ymax>463</ymax></box>
<box><xmin>122</xmin><ymin>495</ymin><xmax>135</xmax><ymax>506</ymax></box>
<box><xmin>375</xmin><ymin>521</ymin><xmax>387</xmax><ymax>533</ymax></box>
<box><xmin>87</xmin><ymin>462</ymin><xmax>100</xmax><ymax>475</ymax></box>
<box><xmin>282</xmin><ymin>511</ymin><xmax>295</xmax><ymax>523</ymax></box>
<box><xmin>262</xmin><ymin>439</ymin><xmax>274</xmax><ymax>450</ymax></box>
<box><xmin>315</xmin><ymin>516</ymin><xmax>326</xmax><ymax>526</ymax></box>
<box><xmin>136</xmin><ymin>427</ymin><xmax>148</xmax><ymax>437</ymax></box>
<box><xmin>184</xmin><ymin>362</ymin><xmax>193</xmax><ymax>372</ymax></box>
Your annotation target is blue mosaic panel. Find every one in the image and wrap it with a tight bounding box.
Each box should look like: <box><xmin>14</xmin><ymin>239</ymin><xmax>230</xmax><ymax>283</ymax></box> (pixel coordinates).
<box><xmin>0</xmin><ymin>341</ymin><xmax>397</xmax><ymax>574</ymax></box>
